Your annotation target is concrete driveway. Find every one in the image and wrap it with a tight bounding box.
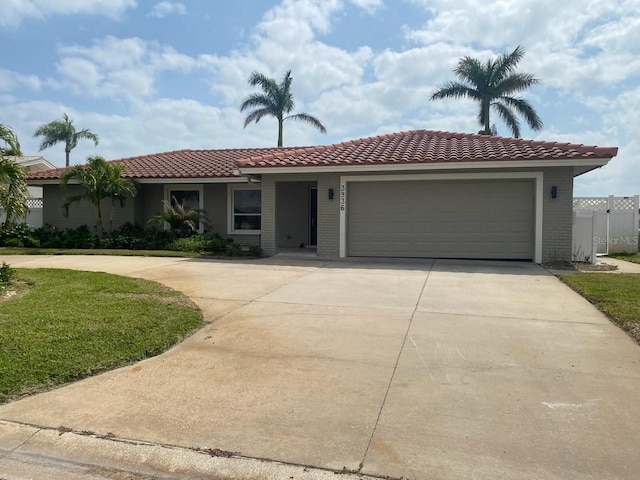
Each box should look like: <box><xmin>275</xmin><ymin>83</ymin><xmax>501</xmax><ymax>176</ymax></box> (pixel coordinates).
<box><xmin>1</xmin><ymin>255</ymin><xmax>639</xmax><ymax>479</ymax></box>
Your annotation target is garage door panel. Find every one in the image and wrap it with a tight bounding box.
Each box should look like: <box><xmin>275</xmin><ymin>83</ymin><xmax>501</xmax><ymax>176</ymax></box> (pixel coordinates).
<box><xmin>347</xmin><ymin>180</ymin><xmax>534</xmax><ymax>260</ymax></box>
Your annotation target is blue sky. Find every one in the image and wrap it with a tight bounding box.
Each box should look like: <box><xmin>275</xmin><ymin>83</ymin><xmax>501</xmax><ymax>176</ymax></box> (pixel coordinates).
<box><xmin>1</xmin><ymin>0</ymin><xmax>638</xmax><ymax>196</ymax></box>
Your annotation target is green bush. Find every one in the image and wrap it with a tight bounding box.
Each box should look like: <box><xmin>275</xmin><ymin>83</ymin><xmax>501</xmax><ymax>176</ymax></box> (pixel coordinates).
<box><xmin>0</xmin><ymin>223</ymin><xmax>40</xmax><ymax>248</ymax></box>
<box><xmin>248</xmin><ymin>245</ymin><xmax>263</xmax><ymax>257</ymax></box>
<box><xmin>101</xmin><ymin>223</ymin><xmax>171</xmax><ymax>250</ymax></box>
<box><xmin>224</xmin><ymin>242</ymin><xmax>242</xmax><ymax>257</ymax></box>
<box><xmin>0</xmin><ymin>262</ymin><xmax>15</xmax><ymax>284</ymax></box>
<box><xmin>169</xmin><ymin>234</ymin><xmax>212</xmax><ymax>253</ymax></box>
<box><xmin>34</xmin><ymin>225</ymin><xmax>96</xmax><ymax>249</ymax></box>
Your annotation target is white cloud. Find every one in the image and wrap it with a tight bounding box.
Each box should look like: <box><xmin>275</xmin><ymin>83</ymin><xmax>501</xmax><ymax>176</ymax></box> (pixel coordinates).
<box><xmin>0</xmin><ymin>69</ymin><xmax>42</xmax><ymax>91</ymax></box>
<box><xmin>349</xmin><ymin>0</ymin><xmax>383</xmax><ymax>14</ymax></box>
<box><xmin>0</xmin><ymin>0</ymin><xmax>137</xmax><ymax>27</ymax></box>
<box><xmin>147</xmin><ymin>1</ymin><xmax>186</xmax><ymax>19</ymax></box>
<box><xmin>54</xmin><ymin>36</ymin><xmax>196</xmax><ymax>101</ymax></box>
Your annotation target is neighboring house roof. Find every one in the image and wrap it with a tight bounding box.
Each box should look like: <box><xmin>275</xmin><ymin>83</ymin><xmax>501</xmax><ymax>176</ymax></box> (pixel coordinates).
<box><xmin>27</xmin><ymin>130</ymin><xmax>618</xmax><ymax>182</ymax></box>
<box><xmin>9</xmin><ymin>155</ymin><xmax>56</xmax><ymax>172</ymax></box>
<box><xmin>27</xmin><ymin>147</ymin><xmax>282</xmax><ymax>181</ymax></box>
<box><xmin>237</xmin><ymin>130</ymin><xmax>619</xmax><ymax>169</ymax></box>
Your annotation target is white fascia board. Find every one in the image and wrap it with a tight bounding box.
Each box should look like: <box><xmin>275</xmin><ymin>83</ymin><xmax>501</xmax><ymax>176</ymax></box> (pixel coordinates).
<box><xmin>238</xmin><ymin>158</ymin><xmax>611</xmax><ymax>175</ymax></box>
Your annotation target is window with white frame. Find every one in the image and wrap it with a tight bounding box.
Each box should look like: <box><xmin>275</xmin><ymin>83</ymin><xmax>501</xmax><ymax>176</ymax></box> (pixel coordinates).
<box><xmin>229</xmin><ymin>187</ymin><xmax>261</xmax><ymax>233</ymax></box>
<box><xmin>164</xmin><ymin>184</ymin><xmax>204</xmax><ymax>233</ymax></box>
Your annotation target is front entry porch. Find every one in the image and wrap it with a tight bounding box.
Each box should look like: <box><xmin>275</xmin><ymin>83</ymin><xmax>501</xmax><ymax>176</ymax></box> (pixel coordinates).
<box><xmin>275</xmin><ymin>180</ymin><xmax>317</xmax><ymax>254</ymax></box>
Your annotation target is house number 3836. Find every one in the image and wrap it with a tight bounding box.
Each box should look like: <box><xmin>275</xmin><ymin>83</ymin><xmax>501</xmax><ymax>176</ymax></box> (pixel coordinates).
<box><xmin>340</xmin><ymin>185</ymin><xmax>346</xmax><ymax>211</ymax></box>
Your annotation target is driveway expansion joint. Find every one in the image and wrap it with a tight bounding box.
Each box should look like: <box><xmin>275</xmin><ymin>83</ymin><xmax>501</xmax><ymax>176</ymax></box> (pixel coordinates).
<box><xmin>360</xmin><ymin>261</ymin><xmax>434</xmax><ymax>469</ymax></box>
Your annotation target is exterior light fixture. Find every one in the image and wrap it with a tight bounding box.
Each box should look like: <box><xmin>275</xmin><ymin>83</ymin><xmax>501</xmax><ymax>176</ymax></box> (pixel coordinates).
<box><xmin>329</xmin><ymin>188</ymin><xmax>334</xmax><ymax>200</ymax></box>
<box><xmin>551</xmin><ymin>186</ymin><xmax>558</xmax><ymax>199</ymax></box>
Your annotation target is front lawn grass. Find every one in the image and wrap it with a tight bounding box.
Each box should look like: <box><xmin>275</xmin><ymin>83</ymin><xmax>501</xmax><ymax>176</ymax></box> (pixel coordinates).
<box><xmin>561</xmin><ymin>273</ymin><xmax>640</xmax><ymax>343</ymax></box>
<box><xmin>610</xmin><ymin>253</ymin><xmax>640</xmax><ymax>265</ymax></box>
<box><xmin>0</xmin><ymin>269</ymin><xmax>203</xmax><ymax>403</ymax></box>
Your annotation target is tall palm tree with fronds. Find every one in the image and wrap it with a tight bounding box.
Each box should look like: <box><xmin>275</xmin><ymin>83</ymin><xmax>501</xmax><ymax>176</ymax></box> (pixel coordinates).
<box><xmin>61</xmin><ymin>156</ymin><xmax>136</xmax><ymax>241</ymax></box>
<box><xmin>0</xmin><ymin>125</ymin><xmax>28</xmax><ymax>227</ymax></box>
<box><xmin>0</xmin><ymin>124</ymin><xmax>22</xmax><ymax>156</ymax></box>
<box><xmin>34</xmin><ymin>113</ymin><xmax>99</xmax><ymax>167</ymax></box>
<box><xmin>240</xmin><ymin>70</ymin><xmax>327</xmax><ymax>147</ymax></box>
<box><xmin>430</xmin><ymin>46</ymin><xmax>543</xmax><ymax>138</ymax></box>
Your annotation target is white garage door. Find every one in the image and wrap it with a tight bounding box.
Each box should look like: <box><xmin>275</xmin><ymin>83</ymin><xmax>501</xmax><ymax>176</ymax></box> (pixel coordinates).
<box><xmin>347</xmin><ymin>179</ymin><xmax>535</xmax><ymax>260</ymax></box>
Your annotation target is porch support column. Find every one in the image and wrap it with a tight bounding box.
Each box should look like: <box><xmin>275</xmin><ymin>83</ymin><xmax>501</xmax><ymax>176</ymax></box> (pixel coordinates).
<box><xmin>260</xmin><ymin>175</ymin><xmax>277</xmax><ymax>256</ymax></box>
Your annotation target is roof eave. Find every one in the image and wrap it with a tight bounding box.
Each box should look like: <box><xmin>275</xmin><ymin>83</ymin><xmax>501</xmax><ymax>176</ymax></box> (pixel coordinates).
<box><xmin>236</xmin><ymin>157</ymin><xmax>613</xmax><ymax>175</ymax></box>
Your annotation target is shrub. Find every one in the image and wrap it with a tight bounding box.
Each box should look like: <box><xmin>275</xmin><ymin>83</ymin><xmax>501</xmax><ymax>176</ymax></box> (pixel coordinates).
<box><xmin>224</xmin><ymin>242</ymin><xmax>242</xmax><ymax>257</ymax></box>
<box><xmin>248</xmin><ymin>245</ymin><xmax>263</xmax><ymax>257</ymax></box>
<box><xmin>34</xmin><ymin>225</ymin><xmax>96</xmax><ymax>249</ymax></box>
<box><xmin>169</xmin><ymin>235</ymin><xmax>212</xmax><ymax>253</ymax></box>
<box><xmin>0</xmin><ymin>262</ymin><xmax>14</xmax><ymax>284</ymax></box>
<box><xmin>102</xmin><ymin>223</ymin><xmax>171</xmax><ymax>250</ymax></box>
<box><xmin>0</xmin><ymin>223</ymin><xmax>40</xmax><ymax>248</ymax></box>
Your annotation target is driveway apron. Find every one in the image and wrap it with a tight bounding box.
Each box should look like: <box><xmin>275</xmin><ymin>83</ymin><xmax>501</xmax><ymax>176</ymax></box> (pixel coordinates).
<box><xmin>0</xmin><ymin>255</ymin><xmax>639</xmax><ymax>479</ymax></box>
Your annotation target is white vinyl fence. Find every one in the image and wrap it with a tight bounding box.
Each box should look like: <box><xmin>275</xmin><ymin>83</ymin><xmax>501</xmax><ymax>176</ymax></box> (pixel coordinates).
<box><xmin>573</xmin><ymin>195</ymin><xmax>640</xmax><ymax>263</ymax></box>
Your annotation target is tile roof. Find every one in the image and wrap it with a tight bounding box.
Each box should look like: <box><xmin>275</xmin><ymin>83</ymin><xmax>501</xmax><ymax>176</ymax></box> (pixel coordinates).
<box><xmin>237</xmin><ymin>130</ymin><xmax>618</xmax><ymax>169</ymax></box>
<box><xmin>27</xmin><ymin>147</ymin><xmax>282</xmax><ymax>180</ymax></box>
<box><xmin>28</xmin><ymin>130</ymin><xmax>618</xmax><ymax>181</ymax></box>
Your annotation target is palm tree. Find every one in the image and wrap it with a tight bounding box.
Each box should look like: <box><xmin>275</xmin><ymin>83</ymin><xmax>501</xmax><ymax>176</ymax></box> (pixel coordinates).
<box><xmin>240</xmin><ymin>70</ymin><xmax>327</xmax><ymax>147</ymax></box>
<box><xmin>0</xmin><ymin>124</ymin><xmax>22</xmax><ymax>156</ymax></box>
<box><xmin>430</xmin><ymin>46</ymin><xmax>543</xmax><ymax>138</ymax></box>
<box><xmin>0</xmin><ymin>125</ymin><xmax>28</xmax><ymax>227</ymax></box>
<box><xmin>60</xmin><ymin>156</ymin><xmax>136</xmax><ymax>241</ymax></box>
<box><xmin>103</xmin><ymin>162</ymin><xmax>137</xmax><ymax>234</ymax></box>
<box><xmin>34</xmin><ymin>113</ymin><xmax>99</xmax><ymax>167</ymax></box>
<box><xmin>0</xmin><ymin>157</ymin><xmax>29</xmax><ymax>228</ymax></box>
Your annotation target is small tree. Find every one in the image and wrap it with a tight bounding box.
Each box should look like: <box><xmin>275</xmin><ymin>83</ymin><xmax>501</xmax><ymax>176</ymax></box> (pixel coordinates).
<box><xmin>150</xmin><ymin>198</ymin><xmax>210</xmax><ymax>240</ymax></box>
<box><xmin>60</xmin><ymin>156</ymin><xmax>136</xmax><ymax>241</ymax></box>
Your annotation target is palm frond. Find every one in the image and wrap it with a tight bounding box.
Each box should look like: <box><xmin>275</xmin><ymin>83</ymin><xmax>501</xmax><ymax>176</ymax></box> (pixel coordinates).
<box><xmin>498</xmin><ymin>96</ymin><xmax>543</xmax><ymax>131</ymax></box>
<box><xmin>0</xmin><ymin>124</ymin><xmax>22</xmax><ymax>156</ymax></box>
<box><xmin>430</xmin><ymin>82</ymin><xmax>480</xmax><ymax>101</ymax></box>
<box><xmin>75</xmin><ymin>129</ymin><xmax>99</xmax><ymax>146</ymax></box>
<box><xmin>240</xmin><ymin>93</ymin><xmax>275</xmax><ymax>112</ymax></box>
<box><xmin>493</xmin><ymin>45</ymin><xmax>526</xmax><ymax>84</ymax></box>
<box><xmin>492</xmin><ymin>102</ymin><xmax>521</xmax><ymax>138</ymax></box>
<box><xmin>495</xmin><ymin>72</ymin><xmax>540</xmax><ymax>96</ymax></box>
<box><xmin>244</xmin><ymin>108</ymin><xmax>273</xmax><ymax>127</ymax></box>
<box><xmin>285</xmin><ymin>113</ymin><xmax>327</xmax><ymax>133</ymax></box>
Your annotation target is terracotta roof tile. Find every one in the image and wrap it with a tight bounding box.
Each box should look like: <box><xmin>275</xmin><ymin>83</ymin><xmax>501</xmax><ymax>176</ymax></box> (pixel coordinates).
<box><xmin>28</xmin><ymin>130</ymin><xmax>618</xmax><ymax>181</ymax></box>
<box><xmin>237</xmin><ymin>130</ymin><xmax>618</xmax><ymax>168</ymax></box>
<box><xmin>28</xmin><ymin>147</ymin><xmax>282</xmax><ymax>180</ymax></box>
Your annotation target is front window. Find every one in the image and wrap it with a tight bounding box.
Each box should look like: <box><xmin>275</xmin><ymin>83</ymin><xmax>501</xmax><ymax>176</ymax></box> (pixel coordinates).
<box><xmin>231</xmin><ymin>188</ymin><xmax>261</xmax><ymax>232</ymax></box>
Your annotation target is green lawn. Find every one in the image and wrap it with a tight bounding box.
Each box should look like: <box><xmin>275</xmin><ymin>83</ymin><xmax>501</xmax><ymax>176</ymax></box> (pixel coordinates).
<box><xmin>0</xmin><ymin>269</ymin><xmax>203</xmax><ymax>403</ymax></box>
<box><xmin>561</xmin><ymin>273</ymin><xmax>640</xmax><ymax>342</ymax></box>
<box><xmin>610</xmin><ymin>253</ymin><xmax>640</xmax><ymax>265</ymax></box>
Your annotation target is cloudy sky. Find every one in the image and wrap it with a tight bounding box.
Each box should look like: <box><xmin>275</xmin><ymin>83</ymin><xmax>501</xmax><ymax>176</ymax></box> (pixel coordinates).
<box><xmin>1</xmin><ymin>0</ymin><xmax>638</xmax><ymax>195</ymax></box>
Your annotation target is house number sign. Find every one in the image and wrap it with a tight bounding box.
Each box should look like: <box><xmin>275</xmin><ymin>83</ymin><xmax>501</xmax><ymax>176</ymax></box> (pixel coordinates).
<box><xmin>340</xmin><ymin>185</ymin><xmax>346</xmax><ymax>211</ymax></box>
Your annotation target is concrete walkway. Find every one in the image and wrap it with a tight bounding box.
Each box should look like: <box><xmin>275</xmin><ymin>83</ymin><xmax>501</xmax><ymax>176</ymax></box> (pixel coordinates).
<box><xmin>1</xmin><ymin>255</ymin><xmax>640</xmax><ymax>479</ymax></box>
